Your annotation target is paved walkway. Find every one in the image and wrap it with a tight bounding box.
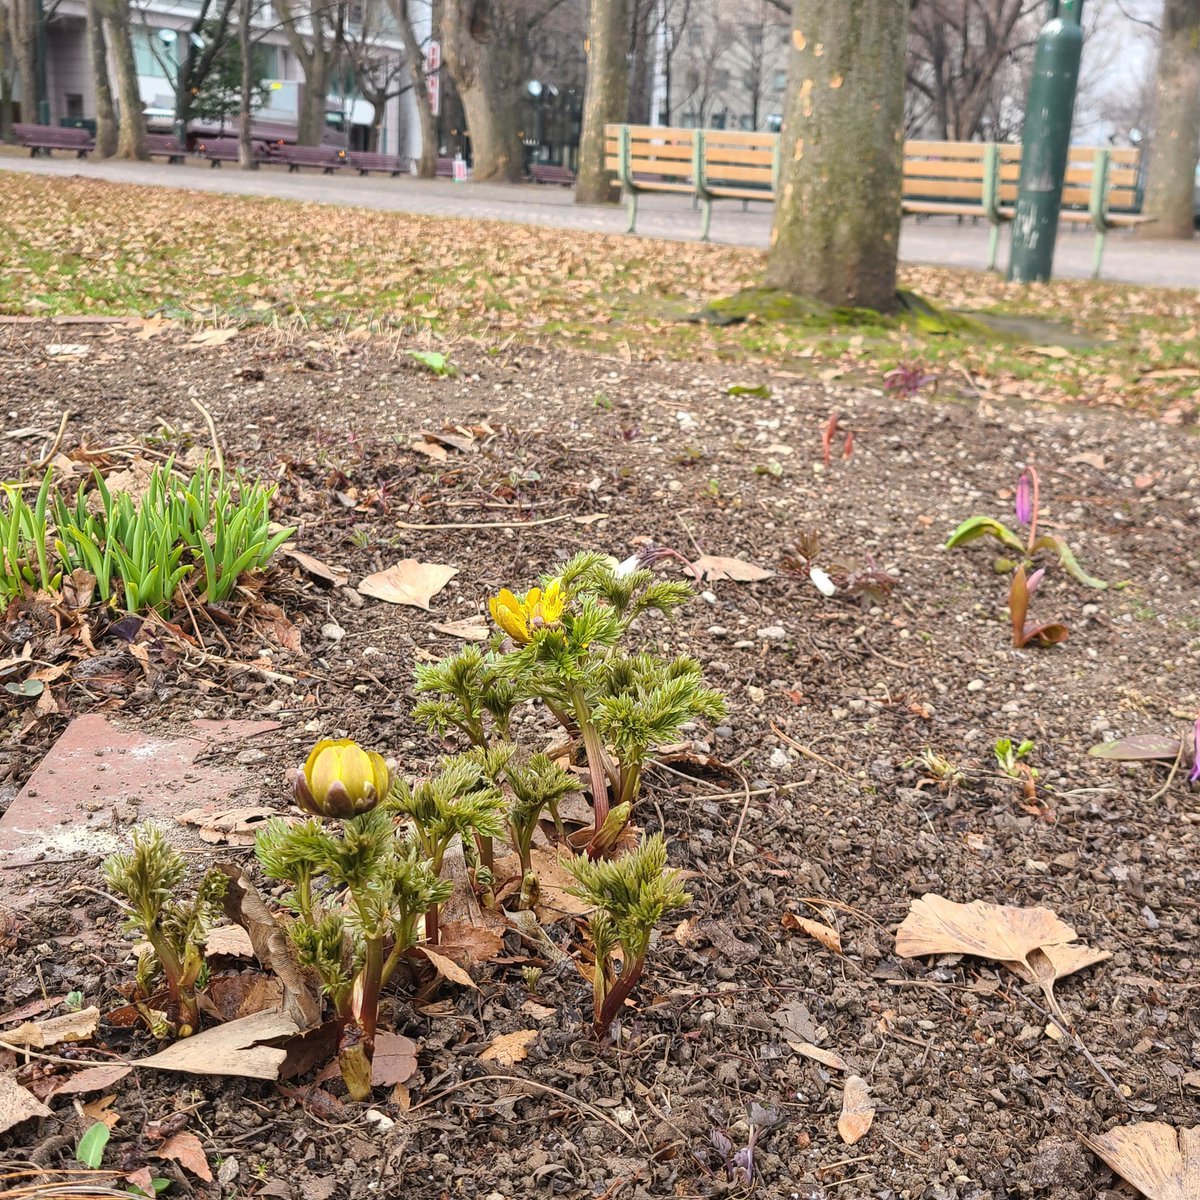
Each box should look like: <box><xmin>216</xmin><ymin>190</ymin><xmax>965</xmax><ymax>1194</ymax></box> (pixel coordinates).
<box><xmin>2</xmin><ymin>150</ymin><xmax>1198</xmax><ymax>289</ymax></box>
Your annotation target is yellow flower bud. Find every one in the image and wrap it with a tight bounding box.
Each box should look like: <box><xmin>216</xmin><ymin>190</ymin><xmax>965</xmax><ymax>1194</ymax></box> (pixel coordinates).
<box><xmin>291</xmin><ymin>738</ymin><xmax>391</xmax><ymax>818</ymax></box>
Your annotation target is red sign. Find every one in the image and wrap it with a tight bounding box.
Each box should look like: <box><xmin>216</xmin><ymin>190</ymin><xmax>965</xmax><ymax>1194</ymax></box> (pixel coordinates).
<box><xmin>427</xmin><ymin>73</ymin><xmax>440</xmax><ymax>116</ymax></box>
<box><xmin>425</xmin><ymin>40</ymin><xmax>440</xmax><ymax>73</ymax></box>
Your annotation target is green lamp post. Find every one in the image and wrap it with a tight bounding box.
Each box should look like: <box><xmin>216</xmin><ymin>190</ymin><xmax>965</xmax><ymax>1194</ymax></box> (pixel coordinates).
<box><xmin>1007</xmin><ymin>0</ymin><xmax>1085</xmax><ymax>283</ymax></box>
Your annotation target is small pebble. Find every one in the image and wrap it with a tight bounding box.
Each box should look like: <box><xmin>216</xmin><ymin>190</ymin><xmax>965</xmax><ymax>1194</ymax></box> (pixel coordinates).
<box><xmin>322</xmin><ymin>622</ymin><xmax>345</xmax><ymax>642</ymax></box>
<box><xmin>967</xmin><ymin>679</ymin><xmax>985</xmax><ymax>692</ymax></box>
<box><xmin>769</xmin><ymin>747</ymin><xmax>790</xmax><ymax>769</ymax></box>
<box><xmin>757</xmin><ymin>625</ymin><xmax>787</xmax><ymax>641</ymax></box>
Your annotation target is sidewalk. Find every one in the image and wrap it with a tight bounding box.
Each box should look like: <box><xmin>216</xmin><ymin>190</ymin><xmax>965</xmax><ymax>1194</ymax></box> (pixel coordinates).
<box><xmin>2</xmin><ymin>150</ymin><xmax>1197</xmax><ymax>289</ymax></box>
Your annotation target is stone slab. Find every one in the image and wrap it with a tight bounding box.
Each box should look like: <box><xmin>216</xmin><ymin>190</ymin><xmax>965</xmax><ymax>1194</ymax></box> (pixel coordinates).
<box><xmin>0</xmin><ymin>713</ymin><xmax>280</xmax><ymax>870</ymax></box>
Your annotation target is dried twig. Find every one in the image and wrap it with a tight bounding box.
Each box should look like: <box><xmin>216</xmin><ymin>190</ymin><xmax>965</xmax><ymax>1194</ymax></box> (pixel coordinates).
<box><xmin>727</xmin><ymin>771</ymin><xmax>753</xmax><ymax>866</ymax></box>
<box><xmin>188</xmin><ymin>395</ymin><xmax>225</xmax><ymax>477</ymax></box>
<box><xmin>34</xmin><ymin>411</ymin><xmax>69</xmax><ymax>471</ymax></box>
<box><xmin>770</xmin><ymin>722</ymin><xmax>857</xmax><ymax>781</ymax></box>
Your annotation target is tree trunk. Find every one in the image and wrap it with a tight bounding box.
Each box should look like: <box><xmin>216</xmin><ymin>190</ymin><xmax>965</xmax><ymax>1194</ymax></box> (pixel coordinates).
<box><xmin>441</xmin><ymin>0</ymin><xmax>524</xmax><ymax>182</ymax></box>
<box><xmin>0</xmin><ymin>3</ymin><xmax>15</xmax><ymax>139</ymax></box>
<box><xmin>389</xmin><ymin>0</ymin><xmax>436</xmax><ymax>176</ymax></box>
<box><xmin>12</xmin><ymin>0</ymin><xmax>36</xmax><ymax>123</ymax></box>
<box><xmin>86</xmin><ymin>0</ymin><xmax>117</xmax><ymax>155</ymax></box>
<box><xmin>105</xmin><ymin>0</ymin><xmax>147</xmax><ymax>158</ymax></box>
<box><xmin>297</xmin><ymin>49</ymin><xmax>331</xmax><ymax>145</ymax></box>
<box><xmin>237</xmin><ymin>0</ymin><xmax>254</xmax><ymax>167</ymax></box>
<box><xmin>765</xmin><ymin>0</ymin><xmax>909</xmax><ymax>312</ymax></box>
<box><xmin>576</xmin><ymin>0</ymin><xmax>630</xmax><ymax>204</ymax></box>
<box><xmin>627</xmin><ymin>0</ymin><xmax>654</xmax><ymax>124</ymax></box>
<box><xmin>1140</xmin><ymin>0</ymin><xmax>1200</xmax><ymax>240</ymax></box>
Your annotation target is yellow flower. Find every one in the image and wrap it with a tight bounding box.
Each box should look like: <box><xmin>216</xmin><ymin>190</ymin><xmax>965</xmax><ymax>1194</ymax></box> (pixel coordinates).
<box><xmin>489</xmin><ymin>578</ymin><xmax>565</xmax><ymax>644</ymax></box>
<box><xmin>291</xmin><ymin>738</ymin><xmax>391</xmax><ymax>818</ymax></box>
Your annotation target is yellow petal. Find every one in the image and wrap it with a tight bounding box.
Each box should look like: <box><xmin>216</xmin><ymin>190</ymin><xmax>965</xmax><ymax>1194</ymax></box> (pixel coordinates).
<box><xmin>308</xmin><ymin>740</ymin><xmax>347</xmax><ymax>804</ymax></box>
<box><xmin>489</xmin><ymin>591</ymin><xmax>529</xmax><ymax>642</ymax></box>
<box><xmin>367</xmin><ymin>750</ymin><xmax>391</xmax><ymax>799</ymax></box>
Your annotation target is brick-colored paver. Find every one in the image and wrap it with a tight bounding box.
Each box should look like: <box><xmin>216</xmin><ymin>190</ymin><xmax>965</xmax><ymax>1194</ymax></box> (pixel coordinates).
<box><xmin>0</xmin><ymin>713</ymin><xmax>279</xmax><ymax>871</ymax></box>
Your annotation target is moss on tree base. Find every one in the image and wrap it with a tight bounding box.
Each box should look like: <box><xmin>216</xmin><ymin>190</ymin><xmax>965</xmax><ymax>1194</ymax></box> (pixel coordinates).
<box><xmin>692</xmin><ymin>287</ymin><xmax>999</xmax><ymax>340</ymax></box>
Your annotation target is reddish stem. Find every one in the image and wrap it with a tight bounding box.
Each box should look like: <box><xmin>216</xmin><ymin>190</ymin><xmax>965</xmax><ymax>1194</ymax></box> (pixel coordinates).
<box><xmin>1025</xmin><ymin>464</ymin><xmax>1040</xmax><ymax>555</ymax></box>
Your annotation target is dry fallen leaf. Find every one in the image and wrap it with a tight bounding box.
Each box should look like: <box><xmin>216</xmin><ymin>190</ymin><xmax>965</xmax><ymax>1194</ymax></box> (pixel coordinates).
<box><xmin>438</xmin><ymin>921</ymin><xmax>505</xmax><ymax>965</ymax></box>
<box><xmin>199</xmin><ymin>972</ymin><xmax>284</xmax><ymax>1022</ymax></box>
<box><xmin>178</xmin><ymin>806</ymin><xmax>278</xmax><ymax>847</ymax></box>
<box><xmin>782</xmin><ymin>912</ymin><xmax>842</xmax><ymax>954</ymax></box>
<box><xmin>688</xmin><ymin>554</ymin><xmax>775</xmax><ymax>584</ymax></box>
<box><xmin>82</xmin><ymin>1094</ymin><xmax>121</xmax><ymax>1129</ymax></box>
<box><xmin>0</xmin><ymin>1073</ymin><xmax>52</xmax><ymax>1133</ymax></box>
<box><xmin>6</xmin><ymin>1005</ymin><xmax>100</xmax><ymax>1048</ymax></box>
<box><xmin>281</xmin><ymin>548</ymin><xmax>350</xmax><ymax>588</ymax></box>
<box><xmin>188</xmin><ymin>327</ymin><xmax>238</xmax><ymax>347</ymax></box>
<box><xmin>793</xmin><ymin>1043</ymin><xmax>850</xmax><ymax>1072</ymax></box>
<box><xmin>837</xmin><ymin>1075</ymin><xmax>875</xmax><ymax>1145</ymax></box>
<box><xmin>358</xmin><ymin>559</ymin><xmax>458</xmax><ymax>609</ymax></box>
<box><xmin>135</xmin><ymin>1009</ymin><xmax>298</xmax><ymax>1080</ymax></box>
<box><xmin>220</xmin><ymin>868</ymin><xmax>322</xmax><ymax>1032</ymax></box>
<box><xmin>417</xmin><ymin>946</ymin><xmax>479</xmax><ymax>991</ymax></box>
<box><xmin>47</xmin><ymin>1063</ymin><xmax>132</xmax><ymax>1098</ymax></box>
<box><xmin>895</xmin><ymin>894</ymin><xmax>1110</xmax><ymax>1015</ymax></box>
<box><xmin>479</xmin><ymin>1029</ymin><xmax>538</xmax><ymax>1067</ymax></box>
<box><xmin>157</xmin><ymin>1131</ymin><xmax>213</xmax><ymax>1182</ymax></box>
<box><xmin>370</xmin><ymin>1031</ymin><xmax>418</xmax><ymax>1087</ymax></box>
<box><xmin>430</xmin><ymin>616</ymin><xmax>489</xmax><ymax>642</ymax></box>
<box><xmin>1083</xmin><ymin>1123</ymin><xmax>1199</xmax><ymax>1200</ymax></box>
<box><xmin>205</xmin><ymin>924</ymin><xmax>256</xmax><ymax>959</ymax></box>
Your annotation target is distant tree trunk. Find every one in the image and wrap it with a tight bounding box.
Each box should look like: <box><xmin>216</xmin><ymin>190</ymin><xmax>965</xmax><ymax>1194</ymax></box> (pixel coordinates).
<box><xmin>389</xmin><ymin>0</ymin><xmax>436</xmax><ymax>175</ymax></box>
<box><xmin>12</xmin><ymin>0</ymin><xmax>37</xmax><ymax>124</ymax></box>
<box><xmin>765</xmin><ymin>0</ymin><xmax>908</xmax><ymax>312</ymax></box>
<box><xmin>1140</xmin><ymin>0</ymin><xmax>1200</xmax><ymax>240</ymax></box>
<box><xmin>276</xmin><ymin>0</ymin><xmax>334</xmax><ymax>146</ymax></box>
<box><xmin>237</xmin><ymin>0</ymin><xmax>254</xmax><ymax>166</ymax></box>
<box><xmin>0</xmin><ymin>3</ymin><xmax>15</xmax><ymax>138</ymax></box>
<box><xmin>441</xmin><ymin>0</ymin><xmax>524</xmax><ymax>182</ymax></box>
<box><xmin>105</xmin><ymin>0</ymin><xmax>147</xmax><ymax>158</ymax></box>
<box><xmin>576</xmin><ymin>0</ymin><xmax>629</xmax><ymax>203</ymax></box>
<box><xmin>86</xmin><ymin>0</ymin><xmax>117</xmax><ymax>155</ymax></box>
<box><xmin>627</xmin><ymin>0</ymin><xmax>654</xmax><ymax>124</ymax></box>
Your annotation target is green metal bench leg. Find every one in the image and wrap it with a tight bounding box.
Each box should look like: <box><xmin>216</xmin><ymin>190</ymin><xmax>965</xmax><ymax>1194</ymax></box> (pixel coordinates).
<box><xmin>700</xmin><ymin>197</ymin><xmax>713</xmax><ymax>241</ymax></box>
<box><xmin>987</xmin><ymin>223</ymin><xmax>1001</xmax><ymax>272</ymax></box>
<box><xmin>626</xmin><ymin>190</ymin><xmax>638</xmax><ymax>235</ymax></box>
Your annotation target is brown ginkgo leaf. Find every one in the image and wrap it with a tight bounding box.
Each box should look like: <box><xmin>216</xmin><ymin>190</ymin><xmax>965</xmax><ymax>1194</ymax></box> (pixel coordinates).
<box><xmin>358</xmin><ymin>560</ymin><xmax>458</xmax><ymax>609</ymax></box>
<box><xmin>895</xmin><ymin>894</ymin><xmax>1110</xmax><ymax>1016</ymax></box>
<box><xmin>1083</xmin><ymin>1122</ymin><xmax>1199</xmax><ymax>1200</ymax></box>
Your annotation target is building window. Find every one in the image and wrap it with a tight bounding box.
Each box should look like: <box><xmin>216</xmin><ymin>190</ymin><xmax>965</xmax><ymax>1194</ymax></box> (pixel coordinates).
<box><xmin>133</xmin><ymin>29</ymin><xmax>171</xmax><ymax>78</ymax></box>
<box><xmin>772</xmin><ymin>70</ymin><xmax>787</xmax><ymax>92</ymax></box>
<box><xmin>65</xmin><ymin>93</ymin><xmax>84</xmax><ymax>119</ymax></box>
<box><xmin>254</xmin><ymin>44</ymin><xmax>279</xmax><ymax>77</ymax></box>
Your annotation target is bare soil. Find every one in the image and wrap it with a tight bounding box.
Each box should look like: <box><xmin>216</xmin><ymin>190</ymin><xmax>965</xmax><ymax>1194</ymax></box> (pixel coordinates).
<box><xmin>1</xmin><ymin>320</ymin><xmax>1198</xmax><ymax>1199</ymax></box>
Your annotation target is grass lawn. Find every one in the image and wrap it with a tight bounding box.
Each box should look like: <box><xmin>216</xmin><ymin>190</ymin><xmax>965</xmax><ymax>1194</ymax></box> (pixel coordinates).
<box><xmin>1</xmin><ymin>173</ymin><xmax>1197</xmax><ymax>421</ymax></box>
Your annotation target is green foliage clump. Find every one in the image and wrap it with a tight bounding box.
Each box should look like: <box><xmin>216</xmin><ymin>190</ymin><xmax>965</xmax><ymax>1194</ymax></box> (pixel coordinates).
<box><xmin>0</xmin><ymin>460</ymin><xmax>293</xmax><ymax>612</ymax></box>
<box><xmin>565</xmin><ymin>833</ymin><xmax>690</xmax><ymax>1037</ymax></box>
<box><xmin>103</xmin><ymin>823</ymin><xmax>227</xmax><ymax>1036</ymax></box>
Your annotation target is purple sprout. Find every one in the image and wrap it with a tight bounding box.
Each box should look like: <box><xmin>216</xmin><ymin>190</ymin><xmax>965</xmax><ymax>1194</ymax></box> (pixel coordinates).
<box><xmin>1190</xmin><ymin>716</ymin><xmax>1200</xmax><ymax>785</ymax></box>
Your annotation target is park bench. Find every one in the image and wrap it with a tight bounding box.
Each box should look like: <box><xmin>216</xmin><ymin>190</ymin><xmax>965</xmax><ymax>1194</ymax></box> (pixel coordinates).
<box><xmin>530</xmin><ymin>162</ymin><xmax>576</xmax><ymax>186</ymax></box>
<box><xmin>349</xmin><ymin>151</ymin><xmax>407</xmax><ymax>176</ymax></box>
<box><xmin>902</xmin><ymin>141</ymin><xmax>1020</xmax><ymax>270</ymax></box>
<box><xmin>604</xmin><ymin>125</ymin><xmax>701</xmax><ymax>234</ymax></box>
<box><xmin>144</xmin><ymin>133</ymin><xmax>187</xmax><ymax>164</ymax></box>
<box><xmin>604</xmin><ymin>123</ymin><xmax>1144</xmax><ymax>277</ymax></box>
<box><xmin>198</xmin><ymin>136</ymin><xmax>275</xmax><ymax>167</ymax></box>
<box><xmin>696</xmin><ymin>128</ymin><xmax>779</xmax><ymax>240</ymax></box>
<box><xmin>1021</xmin><ymin>145</ymin><xmax>1151</xmax><ymax>277</ymax></box>
<box><xmin>280</xmin><ymin>144</ymin><xmax>347</xmax><ymax>173</ymax></box>
<box><xmin>10</xmin><ymin>123</ymin><xmax>93</xmax><ymax>157</ymax></box>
